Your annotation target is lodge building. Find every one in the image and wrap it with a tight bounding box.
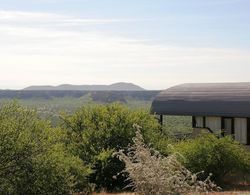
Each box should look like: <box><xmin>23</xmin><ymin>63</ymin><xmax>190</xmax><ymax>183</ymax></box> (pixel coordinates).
<box><xmin>151</xmin><ymin>83</ymin><xmax>250</xmax><ymax>145</ymax></box>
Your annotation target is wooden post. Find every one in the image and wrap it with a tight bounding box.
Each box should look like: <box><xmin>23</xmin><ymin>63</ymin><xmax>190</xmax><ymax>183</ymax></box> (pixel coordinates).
<box><xmin>221</xmin><ymin>117</ymin><xmax>225</xmax><ymax>137</ymax></box>
<box><xmin>159</xmin><ymin>115</ymin><xmax>163</xmax><ymax>126</ymax></box>
<box><xmin>203</xmin><ymin>116</ymin><xmax>206</xmax><ymax>128</ymax></box>
<box><xmin>247</xmin><ymin>118</ymin><xmax>250</xmax><ymax>145</ymax></box>
<box><xmin>192</xmin><ymin>116</ymin><xmax>196</xmax><ymax>128</ymax></box>
<box><xmin>159</xmin><ymin>115</ymin><xmax>163</xmax><ymax>133</ymax></box>
<box><xmin>232</xmin><ymin>118</ymin><xmax>235</xmax><ymax>136</ymax></box>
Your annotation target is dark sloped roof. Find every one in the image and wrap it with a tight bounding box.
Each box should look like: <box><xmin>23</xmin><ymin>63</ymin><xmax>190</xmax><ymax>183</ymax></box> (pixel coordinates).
<box><xmin>151</xmin><ymin>83</ymin><xmax>250</xmax><ymax>117</ymax></box>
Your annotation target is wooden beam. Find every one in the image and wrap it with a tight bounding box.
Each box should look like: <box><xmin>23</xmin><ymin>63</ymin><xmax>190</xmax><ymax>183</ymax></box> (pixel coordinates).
<box><xmin>159</xmin><ymin>115</ymin><xmax>163</xmax><ymax>126</ymax></box>
<box><xmin>203</xmin><ymin>116</ymin><xmax>206</xmax><ymax>128</ymax></box>
<box><xmin>232</xmin><ymin>118</ymin><xmax>235</xmax><ymax>136</ymax></box>
<box><xmin>247</xmin><ymin>118</ymin><xmax>250</xmax><ymax>145</ymax></box>
<box><xmin>192</xmin><ymin>116</ymin><xmax>196</xmax><ymax>128</ymax></box>
<box><xmin>221</xmin><ymin>117</ymin><xmax>225</xmax><ymax>137</ymax></box>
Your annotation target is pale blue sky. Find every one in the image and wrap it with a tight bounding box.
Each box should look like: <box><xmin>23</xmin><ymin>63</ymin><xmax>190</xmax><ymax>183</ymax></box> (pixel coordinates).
<box><xmin>0</xmin><ymin>0</ymin><xmax>250</xmax><ymax>89</ymax></box>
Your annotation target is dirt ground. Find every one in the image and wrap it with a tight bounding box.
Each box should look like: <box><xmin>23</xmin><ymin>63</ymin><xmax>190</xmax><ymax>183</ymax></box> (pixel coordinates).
<box><xmin>93</xmin><ymin>193</ymin><xmax>250</xmax><ymax>195</ymax></box>
<box><xmin>93</xmin><ymin>191</ymin><xmax>250</xmax><ymax>195</ymax></box>
<box><xmin>90</xmin><ymin>182</ymin><xmax>250</xmax><ymax>195</ymax></box>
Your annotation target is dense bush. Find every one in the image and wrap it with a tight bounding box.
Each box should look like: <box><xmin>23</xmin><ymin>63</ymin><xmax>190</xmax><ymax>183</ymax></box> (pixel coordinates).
<box><xmin>0</xmin><ymin>102</ymin><xmax>91</xmax><ymax>194</ymax></box>
<box><xmin>174</xmin><ymin>134</ymin><xmax>250</xmax><ymax>183</ymax></box>
<box><xmin>116</xmin><ymin>126</ymin><xmax>220</xmax><ymax>195</ymax></box>
<box><xmin>1</xmin><ymin>101</ymin><xmax>249</xmax><ymax>194</ymax></box>
<box><xmin>60</xmin><ymin>103</ymin><xmax>160</xmax><ymax>192</ymax></box>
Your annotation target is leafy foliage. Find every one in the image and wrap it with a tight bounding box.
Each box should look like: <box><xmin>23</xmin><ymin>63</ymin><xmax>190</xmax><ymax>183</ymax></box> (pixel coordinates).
<box><xmin>0</xmin><ymin>101</ymin><xmax>249</xmax><ymax>194</ymax></box>
<box><xmin>0</xmin><ymin>102</ymin><xmax>91</xmax><ymax>194</ymax></box>
<box><xmin>61</xmin><ymin>103</ymin><xmax>160</xmax><ymax>191</ymax></box>
<box><xmin>174</xmin><ymin>134</ymin><xmax>250</xmax><ymax>183</ymax></box>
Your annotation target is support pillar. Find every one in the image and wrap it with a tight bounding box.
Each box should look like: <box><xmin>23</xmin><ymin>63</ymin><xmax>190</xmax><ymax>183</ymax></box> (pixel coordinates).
<box><xmin>159</xmin><ymin>115</ymin><xmax>163</xmax><ymax>126</ymax></box>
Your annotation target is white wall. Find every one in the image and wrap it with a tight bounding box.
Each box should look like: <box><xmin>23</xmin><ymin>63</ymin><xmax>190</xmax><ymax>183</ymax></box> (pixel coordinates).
<box><xmin>234</xmin><ymin>118</ymin><xmax>247</xmax><ymax>144</ymax></box>
<box><xmin>224</xmin><ymin>118</ymin><xmax>233</xmax><ymax>135</ymax></box>
<box><xmin>205</xmin><ymin>117</ymin><xmax>221</xmax><ymax>133</ymax></box>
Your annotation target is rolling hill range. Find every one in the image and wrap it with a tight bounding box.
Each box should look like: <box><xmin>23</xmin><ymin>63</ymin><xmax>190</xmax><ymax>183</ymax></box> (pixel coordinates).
<box><xmin>0</xmin><ymin>83</ymin><xmax>160</xmax><ymax>118</ymax></box>
<box><xmin>0</xmin><ymin>90</ymin><xmax>160</xmax><ymax>102</ymax></box>
<box><xmin>23</xmin><ymin>82</ymin><xmax>145</xmax><ymax>91</ymax></box>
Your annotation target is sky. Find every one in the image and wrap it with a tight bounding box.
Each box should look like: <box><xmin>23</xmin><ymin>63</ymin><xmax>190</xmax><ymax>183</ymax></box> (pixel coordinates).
<box><xmin>0</xmin><ymin>0</ymin><xmax>250</xmax><ymax>90</ymax></box>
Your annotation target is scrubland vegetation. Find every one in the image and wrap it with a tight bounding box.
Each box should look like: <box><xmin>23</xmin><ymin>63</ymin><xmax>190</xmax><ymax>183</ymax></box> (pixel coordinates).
<box><xmin>0</xmin><ymin>101</ymin><xmax>249</xmax><ymax>194</ymax></box>
<box><xmin>116</xmin><ymin>126</ymin><xmax>220</xmax><ymax>194</ymax></box>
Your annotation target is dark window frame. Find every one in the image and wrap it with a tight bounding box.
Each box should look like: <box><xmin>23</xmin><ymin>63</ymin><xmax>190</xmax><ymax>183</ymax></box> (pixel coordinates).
<box><xmin>221</xmin><ymin>117</ymin><xmax>234</xmax><ymax>137</ymax></box>
<box><xmin>247</xmin><ymin>118</ymin><xmax>250</xmax><ymax>145</ymax></box>
<box><xmin>192</xmin><ymin>116</ymin><xmax>205</xmax><ymax>128</ymax></box>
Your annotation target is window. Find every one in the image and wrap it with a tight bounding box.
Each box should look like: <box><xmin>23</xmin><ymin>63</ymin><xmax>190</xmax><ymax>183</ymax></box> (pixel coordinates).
<box><xmin>235</xmin><ymin>118</ymin><xmax>247</xmax><ymax>145</ymax></box>
<box><xmin>222</xmin><ymin>118</ymin><xmax>234</xmax><ymax>136</ymax></box>
<box><xmin>192</xmin><ymin>116</ymin><xmax>204</xmax><ymax>128</ymax></box>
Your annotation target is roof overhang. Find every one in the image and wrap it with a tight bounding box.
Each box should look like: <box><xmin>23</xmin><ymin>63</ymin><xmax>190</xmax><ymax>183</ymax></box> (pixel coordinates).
<box><xmin>151</xmin><ymin>83</ymin><xmax>250</xmax><ymax>117</ymax></box>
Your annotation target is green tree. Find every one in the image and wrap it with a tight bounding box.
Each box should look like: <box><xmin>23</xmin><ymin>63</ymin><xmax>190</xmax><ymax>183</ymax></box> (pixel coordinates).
<box><xmin>61</xmin><ymin>103</ymin><xmax>160</xmax><ymax>192</ymax></box>
<box><xmin>174</xmin><ymin>134</ymin><xmax>250</xmax><ymax>183</ymax></box>
<box><xmin>0</xmin><ymin>102</ymin><xmax>91</xmax><ymax>194</ymax></box>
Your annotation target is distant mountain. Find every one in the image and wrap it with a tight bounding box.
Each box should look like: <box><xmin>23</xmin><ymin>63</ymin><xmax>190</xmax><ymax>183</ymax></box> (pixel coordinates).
<box><xmin>23</xmin><ymin>82</ymin><xmax>145</xmax><ymax>91</ymax></box>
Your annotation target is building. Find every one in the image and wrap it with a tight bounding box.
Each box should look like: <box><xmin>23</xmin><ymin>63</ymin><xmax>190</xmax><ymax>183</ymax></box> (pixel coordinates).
<box><xmin>151</xmin><ymin>83</ymin><xmax>250</xmax><ymax>145</ymax></box>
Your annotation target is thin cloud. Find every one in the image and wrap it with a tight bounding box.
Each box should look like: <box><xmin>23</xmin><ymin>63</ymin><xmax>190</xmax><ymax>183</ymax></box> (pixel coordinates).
<box><xmin>0</xmin><ymin>10</ymin><xmax>249</xmax><ymax>89</ymax></box>
<box><xmin>0</xmin><ymin>10</ymin><xmax>150</xmax><ymax>26</ymax></box>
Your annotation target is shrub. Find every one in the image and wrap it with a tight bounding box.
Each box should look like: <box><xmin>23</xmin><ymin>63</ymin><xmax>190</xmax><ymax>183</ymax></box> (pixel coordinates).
<box><xmin>60</xmin><ymin>103</ymin><xmax>160</xmax><ymax>192</ymax></box>
<box><xmin>0</xmin><ymin>102</ymin><xmax>91</xmax><ymax>194</ymax></box>
<box><xmin>174</xmin><ymin>134</ymin><xmax>250</xmax><ymax>183</ymax></box>
<box><xmin>116</xmin><ymin>125</ymin><xmax>220</xmax><ymax>195</ymax></box>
